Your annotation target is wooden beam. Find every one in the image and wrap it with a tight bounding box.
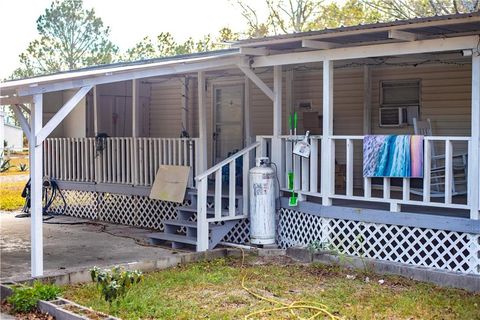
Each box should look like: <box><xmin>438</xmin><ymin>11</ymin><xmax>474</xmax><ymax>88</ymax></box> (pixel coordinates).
<box><xmin>240</xmin><ymin>47</ymin><xmax>269</xmax><ymax>56</ymax></box>
<box><xmin>13</xmin><ymin>56</ymin><xmax>242</xmax><ymax>97</ymax></box>
<box><xmin>238</xmin><ymin>65</ymin><xmax>274</xmax><ymax>101</ymax></box>
<box><xmin>388</xmin><ymin>29</ymin><xmax>419</xmax><ymax>41</ymax></box>
<box><xmin>0</xmin><ymin>95</ymin><xmax>33</xmax><ymax>105</ymax></box>
<box><xmin>302</xmin><ymin>39</ymin><xmax>341</xmax><ymax>50</ymax></box>
<box><xmin>252</xmin><ymin>35</ymin><xmax>477</xmax><ymax>68</ymax></box>
<box><xmin>36</xmin><ymin>85</ymin><xmax>92</xmax><ymax>144</ymax></box>
<box><xmin>30</xmin><ymin>93</ymin><xmax>43</xmax><ymax>277</ymax></box>
<box><xmin>11</xmin><ymin>104</ymin><xmax>31</xmax><ymax>141</ymax></box>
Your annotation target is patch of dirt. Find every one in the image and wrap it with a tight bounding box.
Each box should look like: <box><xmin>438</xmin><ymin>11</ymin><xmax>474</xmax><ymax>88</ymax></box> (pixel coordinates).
<box><xmin>0</xmin><ymin>302</ymin><xmax>54</xmax><ymax>320</ymax></box>
<box><xmin>63</xmin><ymin>304</ymin><xmax>110</xmax><ymax>320</ymax></box>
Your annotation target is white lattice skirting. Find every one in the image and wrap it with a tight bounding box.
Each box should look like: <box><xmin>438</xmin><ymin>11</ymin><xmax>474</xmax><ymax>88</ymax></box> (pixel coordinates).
<box><xmin>49</xmin><ymin>189</ymin><xmax>250</xmax><ymax>244</ymax></box>
<box><xmin>277</xmin><ymin>208</ymin><xmax>480</xmax><ymax>275</ymax></box>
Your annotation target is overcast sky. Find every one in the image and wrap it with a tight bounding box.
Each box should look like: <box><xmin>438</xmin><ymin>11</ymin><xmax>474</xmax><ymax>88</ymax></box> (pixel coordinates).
<box><xmin>0</xmin><ymin>0</ymin><xmax>270</xmax><ymax>79</ymax></box>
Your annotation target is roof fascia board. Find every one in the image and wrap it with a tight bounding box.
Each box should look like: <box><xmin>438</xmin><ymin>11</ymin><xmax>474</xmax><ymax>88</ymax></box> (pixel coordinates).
<box><xmin>252</xmin><ymin>35</ymin><xmax>478</xmax><ymax>68</ymax></box>
<box><xmin>15</xmin><ymin>56</ymin><xmax>242</xmax><ymax>96</ymax></box>
<box><xmin>234</xmin><ymin>15</ymin><xmax>480</xmax><ymax>48</ymax></box>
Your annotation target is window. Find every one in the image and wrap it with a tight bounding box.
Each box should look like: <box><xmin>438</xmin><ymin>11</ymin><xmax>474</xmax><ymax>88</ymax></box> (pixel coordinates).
<box><xmin>381</xmin><ymin>80</ymin><xmax>420</xmax><ymax>106</ymax></box>
<box><xmin>379</xmin><ymin>80</ymin><xmax>420</xmax><ymax>127</ymax></box>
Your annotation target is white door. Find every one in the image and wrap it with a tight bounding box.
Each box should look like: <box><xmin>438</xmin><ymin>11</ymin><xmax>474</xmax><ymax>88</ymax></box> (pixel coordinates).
<box><xmin>213</xmin><ymin>84</ymin><xmax>244</xmax><ymax>163</ymax></box>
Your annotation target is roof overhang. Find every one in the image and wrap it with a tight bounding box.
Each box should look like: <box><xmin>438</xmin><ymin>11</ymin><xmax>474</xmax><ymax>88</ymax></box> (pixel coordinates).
<box><xmin>0</xmin><ymin>51</ymin><xmax>242</xmax><ymax>99</ymax></box>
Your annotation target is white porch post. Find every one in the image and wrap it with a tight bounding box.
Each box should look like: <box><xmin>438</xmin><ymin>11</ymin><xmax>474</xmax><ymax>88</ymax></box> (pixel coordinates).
<box><xmin>31</xmin><ymin>94</ymin><xmax>43</xmax><ymax>277</ymax></box>
<box><xmin>469</xmin><ymin>54</ymin><xmax>480</xmax><ymax>220</ymax></box>
<box><xmin>321</xmin><ymin>60</ymin><xmax>334</xmax><ymax>206</ymax></box>
<box><xmin>132</xmin><ymin>79</ymin><xmax>140</xmax><ymax>137</ymax></box>
<box><xmin>196</xmin><ymin>71</ymin><xmax>209</xmax><ymax>251</ymax></box>
<box><xmin>197</xmin><ymin>71</ymin><xmax>207</xmax><ymax>173</ymax></box>
<box><xmin>93</xmin><ymin>86</ymin><xmax>98</xmax><ymax>136</ymax></box>
<box><xmin>272</xmin><ymin>65</ymin><xmax>284</xmax><ymax>187</ymax></box>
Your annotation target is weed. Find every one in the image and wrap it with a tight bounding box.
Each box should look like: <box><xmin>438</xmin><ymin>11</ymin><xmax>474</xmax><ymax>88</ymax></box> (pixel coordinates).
<box><xmin>7</xmin><ymin>281</ymin><xmax>61</xmax><ymax>313</ymax></box>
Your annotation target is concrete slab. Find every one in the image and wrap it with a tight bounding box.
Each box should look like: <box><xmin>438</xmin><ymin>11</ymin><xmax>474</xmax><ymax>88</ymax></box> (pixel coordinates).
<box><xmin>0</xmin><ymin>212</ymin><xmax>179</xmax><ymax>281</ymax></box>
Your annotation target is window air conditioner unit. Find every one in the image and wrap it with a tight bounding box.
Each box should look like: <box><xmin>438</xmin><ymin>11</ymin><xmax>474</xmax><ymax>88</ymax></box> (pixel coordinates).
<box><xmin>379</xmin><ymin>106</ymin><xmax>418</xmax><ymax>127</ymax></box>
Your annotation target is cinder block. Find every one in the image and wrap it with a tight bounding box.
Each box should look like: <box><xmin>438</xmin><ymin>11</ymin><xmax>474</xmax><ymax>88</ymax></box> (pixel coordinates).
<box><xmin>286</xmin><ymin>246</ymin><xmax>312</xmax><ymax>262</ymax></box>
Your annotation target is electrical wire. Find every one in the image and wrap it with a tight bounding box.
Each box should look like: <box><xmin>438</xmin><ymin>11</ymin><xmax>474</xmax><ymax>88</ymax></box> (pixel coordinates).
<box><xmin>238</xmin><ymin>248</ymin><xmax>341</xmax><ymax>320</ymax></box>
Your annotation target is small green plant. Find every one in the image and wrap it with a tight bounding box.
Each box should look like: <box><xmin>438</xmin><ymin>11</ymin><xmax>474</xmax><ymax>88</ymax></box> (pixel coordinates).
<box><xmin>0</xmin><ymin>157</ymin><xmax>12</xmax><ymax>172</ymax></box>
<box><xmin>90</xmin><ymin>266</ymin><xmax>143</xmax><ymax>304</ymax></box>
<box><xmin>18</xmin><ymin>163</ymin><xmax>28</xmax><ymax>172</ymax></box>
<box><xmin>307</xmin><ymin>240</ymin><xmax>335</xmax><ymax>253</ymax></box>
<box><xmin>7</xmin><ymin>281</ymin><xmax>61</xmax><ymax>313</ymax></box>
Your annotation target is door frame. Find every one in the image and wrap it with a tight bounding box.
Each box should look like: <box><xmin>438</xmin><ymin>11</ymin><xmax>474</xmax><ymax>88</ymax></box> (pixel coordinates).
<box><xmin>211</xmin><ymin>81</ymin><xmax>245</xmax><ymax>163</ymax></box>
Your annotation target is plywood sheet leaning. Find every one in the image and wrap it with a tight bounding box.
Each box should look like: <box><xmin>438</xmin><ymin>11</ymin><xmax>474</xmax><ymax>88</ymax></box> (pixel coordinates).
<box><xmin>149</xmin><ymin>165</ymin><xmax>190</xmax><ymax>203</ymax></box>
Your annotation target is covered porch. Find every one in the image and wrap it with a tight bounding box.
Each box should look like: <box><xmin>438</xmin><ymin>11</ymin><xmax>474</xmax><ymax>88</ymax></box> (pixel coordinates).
<box><xmin>1</xmin><ymin>13</ymin><xmax>479</xmax><ymax>278</ymax></box>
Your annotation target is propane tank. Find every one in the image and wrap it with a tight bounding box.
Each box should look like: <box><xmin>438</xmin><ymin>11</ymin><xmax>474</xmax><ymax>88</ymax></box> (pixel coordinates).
<box><xmin>249</xmin><ymin>157</ymin><xmax>276</xmax><ymax>245</ymax></box>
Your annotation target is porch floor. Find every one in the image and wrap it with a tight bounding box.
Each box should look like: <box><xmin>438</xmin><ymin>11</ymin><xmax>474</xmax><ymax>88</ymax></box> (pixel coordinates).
<box><xmin>305</xmin><ymin>188</ymin><xmax>469</xmax><ymax>219</ymax></box>
<box><xmin>0</xmin><ymin>212</ymin><xmax>180</xmax><ymax>281</ymax></box>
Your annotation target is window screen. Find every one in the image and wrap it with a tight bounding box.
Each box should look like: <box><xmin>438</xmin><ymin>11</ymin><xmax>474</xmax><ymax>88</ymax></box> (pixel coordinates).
<box><xmin>381</xmin><ymin>80</ymin><xmax>420</xmax><ymax>106</ymax></box>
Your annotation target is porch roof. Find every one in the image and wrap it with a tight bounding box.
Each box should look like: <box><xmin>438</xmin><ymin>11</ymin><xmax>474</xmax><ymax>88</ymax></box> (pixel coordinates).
<box><xmin>1</xmin><ymin>12</ymin><xmax>479</xmax><ymax>101</ymax></box>
<box><xmin>232</xmin><ymin>11</ymin><xmax>480</xmax><ymax>50</ymax></box>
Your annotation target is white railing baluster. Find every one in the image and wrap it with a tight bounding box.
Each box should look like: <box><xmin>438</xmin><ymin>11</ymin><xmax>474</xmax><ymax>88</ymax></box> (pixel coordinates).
<box><xmin>402</xmin><ymin>178</ymin><xmax>410</xmax><ymax>201</ymax></box>
<box><xmin>215</xmin><ymin>170</ymin><xmax>222</xmax><ymax>219</ymax></box>
<box><xmin>445</xmin><ymin>139</ymin><xmax>453</xmax><ymax>205</ymax></box>
<box><xmin>346</xmin><ymin>138</ymin><xmax>354</xmax><ymax>196</ymax></box>
<box><xmin>309</xmin><ymin>138</ymin><xmax>318</xmax><ymax>193</ymax></box>
<box><xmin>301</xmin><ymin>155</ymin><xmax>309</xmax><ymax>192</ymax></box>
<box><xmin>293</xmin><ymin>154</ymin><xmax>301</xmax><ymax>191</ymax></box>
<box><xmin>423</xmin><ymin>139</ymin><xmax>431</xmax><ymax>203</ymax></box>
<box><xmin>229</xmin><ymin>162</ymin><xmax>236</xmax><ymax>217</ymax></box>
<box><xmin>364</xmin><ymin>177</ymin><xmax>371</xmax><ymax>198</ymax></box>
<box><xmin>383</xmin><ymin>177</ymin><xmax>390</xmax><ymax>200</ymax></box>
<box><xmin>285</xmin><ymin>139</ymin><xmax>293</xmax><ymax>187</ymax></box>
<box><xmin>149</xmin><ymin>138</ymin><xmax>154</xmax><ymax>184</ymax></box>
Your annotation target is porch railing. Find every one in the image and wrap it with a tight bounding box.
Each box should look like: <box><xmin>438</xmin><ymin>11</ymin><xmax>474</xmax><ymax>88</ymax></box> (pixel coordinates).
<box><xmin>195</xmin><ymin>141</ymin><xmax>259</xmax><ymax>251</ymax></box>
<box><xmin>257</xmin><ymin>134</ymin><xmax>473</xmax><ymax>212</ymax></box>
<box><xmin>44</xmin><ymin>137</ymin><xmax>199</xmax><ymax>188</ymax></box>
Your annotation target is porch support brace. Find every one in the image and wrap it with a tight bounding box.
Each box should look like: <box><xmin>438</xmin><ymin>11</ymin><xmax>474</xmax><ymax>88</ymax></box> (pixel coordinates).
<box><xmin>12</xmin><ymin>104</ymin><xmax>31</xmax><ymax>141</ymax></box>
<box><xmin>321</xmin><ymin>60</ymin><xmax>334</xmax><ymax>206</ymax></box>
<box><xmin>469</xmin><ymin>53</ymin><xmax>480</xmax><ymax>220</ymax></box>
<box><xmin>30</xmin><ymin>94</ymin><xmax>43</xmax><ymax>277</ymax></box>
<box><xmin>238</xmin><ymin>65</ymin><xmax>274</xmax><ymax>101</ymax></box>
<box><xmin>272</xmin><ymin>65</ymin><xmax>284</xmax><ymax>187</ymax></box>
<box><xmin>19</xmin><ymin>104</ymin><xmax>31</xmax><ymax>115</ymax></box>
<box><xmin>36</xmin><ymin>85</ymin><xmax>92</xmax><ymax>144</ymax></box>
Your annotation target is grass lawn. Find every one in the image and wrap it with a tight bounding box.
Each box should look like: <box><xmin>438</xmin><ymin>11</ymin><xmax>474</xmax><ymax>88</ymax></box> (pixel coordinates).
<box><xmin>0</xmin><ymin>180</ymin><xmax>26</xmax><ymax>211</ymax></box>
<box><xmin>63</xmin><ymin>255</ymin><xmax>480</xmax><ymax>320</ymax></box>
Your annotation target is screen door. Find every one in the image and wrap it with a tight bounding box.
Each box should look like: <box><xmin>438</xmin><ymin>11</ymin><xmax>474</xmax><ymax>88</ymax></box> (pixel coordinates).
<box><xmin>213</xmin><ymin>84</ymin><xmax>244</xmax><ymax>163</ymax></box>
